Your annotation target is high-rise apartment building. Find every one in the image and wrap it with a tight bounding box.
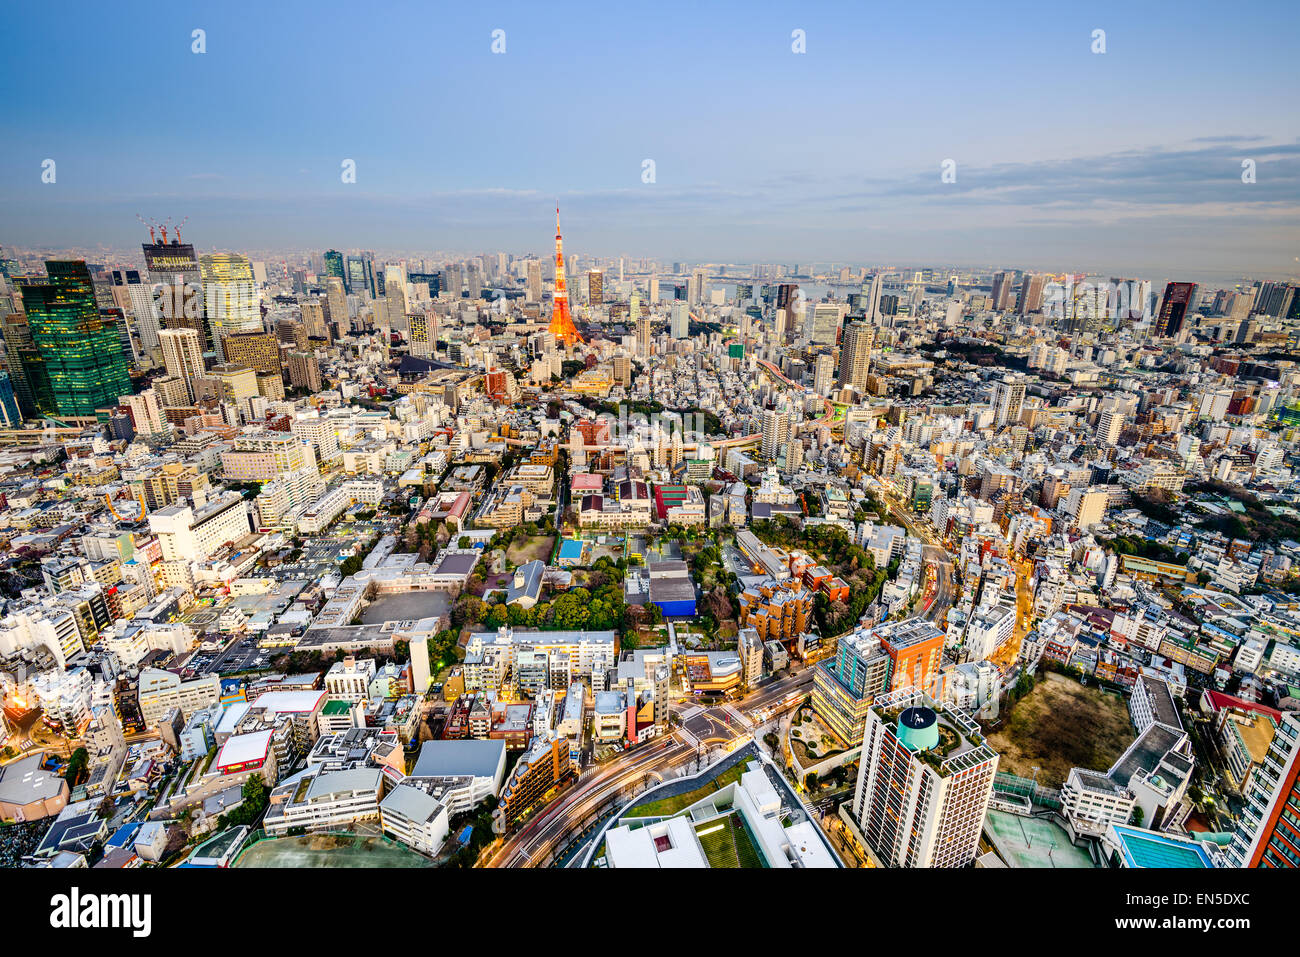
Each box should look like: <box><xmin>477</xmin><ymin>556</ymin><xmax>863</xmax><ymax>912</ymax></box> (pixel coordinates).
<box><xmin>1097</xmin><ymin>408</ymin><xmax>1124</xmax><ymax>447</ymax></box>
<box><xmin>761</xmin><ymin>407</ymin><xmax>792</xmax><ymax>462</ymax></box>
<box><xmin>851</xmin><ymin>690</ymin><xmax>999</xmax><ymax>868</ymax></box>
<box><xmin>588</xmin><ymin>269</ymin><xmax>603</xmax><ymax>305</ymax></box>
<box><xmin>991</xmin><ymin>271</ymin><xmax>1016</xmax><ymax>312</ymax></box>
<box><xmin>158</xmin><ymin>327</ymin><xmax>205</xmax><ymax>402</ymax></box>
<box><xmin>1227</xmin><ymin>712</ymin><xmax>1300</xmax><ymax>867</ymax></box>
<box><xmin>1017</xmin><ymin>273</ymin><xmax>1045</xmax><ymax>314</ymax></box>
<box><xmin>836</xmin><ymin>321</ymin><xmax>874</xmax><ymax>392</ymax></box>
<box><xmin>990</xmin><ymin>374</ymin><xmax>1026</xmax><ymax>427</ymax></box>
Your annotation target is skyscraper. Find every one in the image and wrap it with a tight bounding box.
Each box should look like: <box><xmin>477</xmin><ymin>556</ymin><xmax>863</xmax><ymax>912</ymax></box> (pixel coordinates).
<box><xmin>588</xmin><ymin>269</ymin><xmax>604</xmax><ymax>305</ymax></box>
<box><xmin>201</xmin><ymin>253</ymin><xmax>262</xmax><ymax>362</ymax></box>
<box><xmin>546</xmin><ymin>208</ymin><xmax>582</xmax><ymax>346</ymax></box>
<box><xmin>300</xmin><ymin>298</ymin><xmax>329</xmax><ymax>341</ymax></box>
<box><xmin>17</xmin><ymin>261</ymin><xmax>132</xmax><ymax>417</ymax></box>
<box><xmin>690</xmin><ymin>268</ymin><xmax>707</xmax><ymax>306</ymax></box>
<box><xmin>1</xmin><ymin>312</ymin><xmax>51</xmax><ymax>417</ymax></box>
<box><xmin>636</xmin><ymin>313</ymin><xmax>652</xmax><ymax>357</ymax></box>
<box><xmin>991</xmin><ymin>270</ymin><xmax>1016</xmax><ymax>312</ymax></box>
<box><xmin>806</xmin><ymin>303</ymin><xmax>843</xmax><ymax>346</ymax></box>
<box><xmin>0</xmin><ymin>371</ymin><xmax>21</xmax><ymax>427</ymax></box>
<box><xmin>321</xmin><ymin>278</ymin><xmax>348</xmax><ymax>335</ymax></box>
<box><xmin>144</xmin><ymin>235</ymin><xmax>206</xmax><ymax>352</ymax></box>
<box><xmin>865</xmin><ymin>272</ymin><xmax>883</xmax><ymax>323</ymax></box>
<box><xmin>323</xmin><ymin>250</ymin><xmax>345</xmax><ymax>283</ymax></box>
<box><xmin>836</xmin><ymin>321</ymin><xmax>874</xmax><ymax>392</ymax></box>
<box><xmin>525</xmin><ymin>261</ymin><xmax>541</xmax><ymax>303</ymax></box>
<box><xmin>444</xmin><ymin>262</ymin><xmax>462</xmax><ymax>300</ymax></box>
<box><xmin>670</xmin><ymin>301</ymin><xmax>689</xmax><ymax>339</ymax></box>
<box><xmin>346</xmin><ymin>255</ymin><xmax>376</xmax><ymax>298</ymax></box>
<box><xmin>1155</xmin><ymin>282</ymin><xmax>1198</xmax><ymax>338</ymax></box>
<box><xmin>1017</xmin><ymin>273</ymin><xmax>1045</xmax><ymax>315</ymax></box>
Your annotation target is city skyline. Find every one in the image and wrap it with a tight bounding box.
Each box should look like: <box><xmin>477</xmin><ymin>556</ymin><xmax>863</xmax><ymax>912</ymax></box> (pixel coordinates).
<box><xmin>2</xmin><ymin>1</ymin><xmax>1298</xmax><ymax>277</ymax></box>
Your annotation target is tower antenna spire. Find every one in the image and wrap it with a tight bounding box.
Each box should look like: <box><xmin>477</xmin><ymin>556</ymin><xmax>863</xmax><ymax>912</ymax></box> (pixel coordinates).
<box><xmin>546</xmin><ymin>205</ymin><xmax>582</xmax><ymax>347</ymax></box>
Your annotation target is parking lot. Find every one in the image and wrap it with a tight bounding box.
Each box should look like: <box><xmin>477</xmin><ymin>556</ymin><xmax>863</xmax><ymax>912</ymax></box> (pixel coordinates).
<box><xmin>192</xmin><ymin>635</ymin><xmax>272</xmax><ymax>676</ymax></box>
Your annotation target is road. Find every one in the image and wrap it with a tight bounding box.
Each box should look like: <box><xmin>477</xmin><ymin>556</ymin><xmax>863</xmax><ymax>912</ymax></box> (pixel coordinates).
<box><xmin>480</xmin><ymin>670</ymin><xmax>814</xmax><ymax>868</ymax></box>
<box><xmin>480</xmin><ymin>732</ymin><xmax>698</xmax><ymax>868</ymax></box>
<box><xmin>923</xmin><ymin>544</ymin><xmax>955</xmax><ymax>627</ymax></box>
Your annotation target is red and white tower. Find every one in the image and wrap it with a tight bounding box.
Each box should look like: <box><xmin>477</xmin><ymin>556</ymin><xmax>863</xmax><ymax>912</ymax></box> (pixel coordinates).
<box><xmin>547</xmin><ymin>206</ymin><xmax>583</xmax><ymax>347</ymax></box>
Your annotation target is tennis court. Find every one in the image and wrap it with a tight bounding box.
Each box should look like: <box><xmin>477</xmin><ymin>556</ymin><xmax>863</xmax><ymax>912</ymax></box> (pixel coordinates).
<box><xmin>983</xmin><ymin>810</ymin><xmax>1096</xmax><ymax>869</ymax></box>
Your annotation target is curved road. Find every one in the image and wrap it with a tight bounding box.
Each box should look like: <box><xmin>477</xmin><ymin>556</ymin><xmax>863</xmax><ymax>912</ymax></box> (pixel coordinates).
<box><xmin>481</xmin><ymin>670</ymin><xmax>814</xmax><ymax>868</ymax></box>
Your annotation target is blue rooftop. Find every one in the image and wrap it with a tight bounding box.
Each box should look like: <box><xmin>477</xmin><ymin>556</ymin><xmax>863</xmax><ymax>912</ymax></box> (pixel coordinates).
<box><xmin>106</xmin><ymin>823</ymin><xmax>139</xmax><ymax>848</ymax></box>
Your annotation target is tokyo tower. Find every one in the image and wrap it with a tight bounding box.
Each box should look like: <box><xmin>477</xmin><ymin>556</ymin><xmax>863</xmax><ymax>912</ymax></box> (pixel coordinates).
<box><xmin>547</xmin><ymin>206</ymin><xmax>583</xmax><ymax>346</ymax></box>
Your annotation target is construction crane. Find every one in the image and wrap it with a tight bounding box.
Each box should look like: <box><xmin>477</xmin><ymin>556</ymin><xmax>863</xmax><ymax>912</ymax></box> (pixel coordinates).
<box><xmin>173</xmin><ymin>216</ymin><xmax>189</xmax><ymax>242</ymax></box>
<box><xmin>136</xmin><ymin>215</ymin><xmax>157</xmax><ymax>243</ymax></box>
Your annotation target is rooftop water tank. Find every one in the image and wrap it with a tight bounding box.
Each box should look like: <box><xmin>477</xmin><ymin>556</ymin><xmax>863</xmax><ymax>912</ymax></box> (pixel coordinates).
<box><xmin>897</xmin><ymin>706</ymin><xmax>940</xmax><ymax>752</ymax></box>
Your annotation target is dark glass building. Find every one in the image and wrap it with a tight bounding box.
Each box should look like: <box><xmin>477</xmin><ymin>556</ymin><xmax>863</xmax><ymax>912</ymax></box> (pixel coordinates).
<box><xmin>17</xmin><ymin>261</ymin><xmax>133</xmax><ymax>417</ymax></box>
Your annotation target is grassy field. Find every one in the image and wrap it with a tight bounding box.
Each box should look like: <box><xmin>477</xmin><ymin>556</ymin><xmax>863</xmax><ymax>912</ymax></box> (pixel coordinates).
<box><xmin>624</xmin><ymin>763</ymin><xmax>747</xmax><ymax>818</ymax></box>
<box><xmin>506</xmin><ymin>535</ymin><xmax>556</xmax><ymax>565</ymax></box>
<box><xmin>985</xmin><ymin>673</ymin><xmax>1133</xmax><ymax>788</ymax></box>
<box><xmin>696</xmin><ymin>814</ymin><xmax>765</xmax><ymax>868</ymax></box>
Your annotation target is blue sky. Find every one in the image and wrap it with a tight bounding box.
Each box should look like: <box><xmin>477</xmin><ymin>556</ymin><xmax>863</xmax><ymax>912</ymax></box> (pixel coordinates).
<box><xmin>2</xmin><ymin>0</ymin><xmax>1298</xmax><ymax>278</ymax></box>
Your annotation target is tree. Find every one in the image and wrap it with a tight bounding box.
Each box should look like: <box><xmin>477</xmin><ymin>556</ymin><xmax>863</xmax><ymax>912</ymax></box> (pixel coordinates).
<box><xmin>63</xmin><ymin>747</ymin><xmax>89</xmax><ymax>788</ymax></box>
<box><xmin>804</xmin><ymin>772</ymin><xmax>819</xmax><ymax>792</ymax></box>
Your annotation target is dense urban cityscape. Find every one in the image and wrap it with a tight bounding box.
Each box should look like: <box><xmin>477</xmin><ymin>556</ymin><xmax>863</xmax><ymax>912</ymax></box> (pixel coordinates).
<box><xmin>0</xmin><ymin>209</ymin><xmax>1296</xmax><ymax>881</ymax></box>
<box><xmin>0</xmin><ymin>13</ymin><xmax>1295</xmax><ymax>945</ymax></box>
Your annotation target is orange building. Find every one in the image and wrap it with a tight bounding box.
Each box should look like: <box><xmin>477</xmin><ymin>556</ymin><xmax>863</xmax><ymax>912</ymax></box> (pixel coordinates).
<box><xmin>881</xmin><ymin>624</ymin><xmax>945</xmax><ymax>694</ymax></box>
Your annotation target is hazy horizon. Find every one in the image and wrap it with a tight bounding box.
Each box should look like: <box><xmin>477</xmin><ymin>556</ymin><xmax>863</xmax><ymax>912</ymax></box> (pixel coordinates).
<box><xmin>3</xmin><ymin>0</ymin><xmax>1298</xmax><ymax>281</ymax></box>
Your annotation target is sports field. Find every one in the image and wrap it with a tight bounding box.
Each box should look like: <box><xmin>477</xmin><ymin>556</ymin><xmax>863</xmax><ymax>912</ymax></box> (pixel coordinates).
<box><xmin>233</xmin><ymin>832</ymin><xmax>435</xmax><ymax>868</ymax></box>
<box><xmin>983</xmin><ymin>810</ymin><xmax>1095</xmax><ymax>869</ymax></box>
